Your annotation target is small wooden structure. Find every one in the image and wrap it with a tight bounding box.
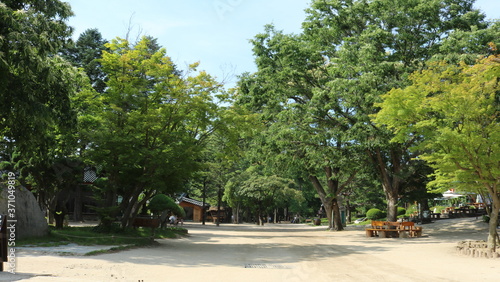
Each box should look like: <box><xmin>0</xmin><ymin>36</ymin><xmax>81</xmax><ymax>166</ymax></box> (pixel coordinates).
<box><xmin>178</xmin><ymin>197</ymin><xmax>208</xmax><ymax>222</ymax></box>
<box><xmin>207</xmin><ymin>207</ymin><xmax>225</xmax><ymax>223</ymax></box>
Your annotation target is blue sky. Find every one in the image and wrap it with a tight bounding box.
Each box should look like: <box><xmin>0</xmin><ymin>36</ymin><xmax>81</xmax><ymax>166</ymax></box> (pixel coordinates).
<box><xmin>66</xmin><ymin>0</ymin><xmax>500</xmax><ymax>88</ymax></box>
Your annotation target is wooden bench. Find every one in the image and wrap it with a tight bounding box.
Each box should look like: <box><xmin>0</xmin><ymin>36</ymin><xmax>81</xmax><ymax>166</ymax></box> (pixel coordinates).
<box><xmin>365</xmin><ymin>221</ymin><xmax>422</xmax><ymax>238</ymax></box>
<box><xmin>132</xmin><ymin>217</ymin><xmax>160</xmax><ymax>228</ymax></box>
<box><xmin>399</xmin><ymin>221</ymin><xmax>423</xmax><ymax>237</ymax></box>
<box><xmin>430</xmin><ymin>213</ymin><xmax>441</xmax><ymax>219</ymax></box>
<box><xmin>365</xmin><ymin>221</ymin><xmax>389</xmax><ymax>238</ymax></box>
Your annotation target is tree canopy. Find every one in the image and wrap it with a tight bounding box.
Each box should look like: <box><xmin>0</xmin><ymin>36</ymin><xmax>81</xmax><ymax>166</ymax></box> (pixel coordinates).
<box><xmin>2</xmin><ymin>0</ymin><xmax>499</xmax><ymax>241</ymax></box>
<box><xmin>374</xmin><ymin>54</ymin><xmax>500</xmax><ymax>249</ymax></box>
<box><xmin>85</xmin><ymin>36</ymin><xmax>224</xmax><ymax>227</ymax></box>
<box><xmin>0</xmin><ymin>0</ymin><xmax>78</xmax><ymax>154</ymax></box>
<box><xmin>236</xmin><ymin>0</ymin><xmax>495</xmax><ymax>226</ymax></box>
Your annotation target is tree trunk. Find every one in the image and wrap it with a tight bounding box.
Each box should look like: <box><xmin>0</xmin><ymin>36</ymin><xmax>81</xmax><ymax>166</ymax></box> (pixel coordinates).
<box><xmin>324</xmin><ymin>200</ymin><xmax>334</xmax><ymax>229</ymax></box>
<box><xmin>331</xmin><ymin>198</ymin><xmax>343</xmax><ymax>231</ymax></box>
<box><xmin>47</xmin><ymin>197</ymin><xmax>56</xmax><ymax>225</ymax></box>
<box><xmin>234</xmin><ymin>203</ymin><xmax>240</xmax><ymax>224</ymax></box>
<box><xmin>258</xmin><ymin>208</ymin><xmax>264</xmax><ymax>226</ymax></box>
<box><xmin>127</xmin><ymin>192</ymin><xmax>151</xmax><ymax>228</ymax></box>
<box><xmin>73</xmin><ymin>184</ymin><xmax>83</xmax><ymax>221</ymax></box>
<box><xmin>487</xmin><ymin>191</ymin><xmax>500</xmax><ymax>251</ymax></box>
<box><xmin>345</xmin><ymin>199</ymin><xmax>351</xmax><ymax>223</ymax></box>
<box><xmin>386</xmin><ymin>194</ymin><xmax>398</xmax><ymax>222</ymax></box>
<box><xmin>370</xmin><ymin>148</ymin><xmax>401</xmax><ymax>222</ymax></box>
<box><xmin>120</xmin><ymin>187</ymin><xmax>142</xmax><ymax>228</ymax></box>
<box><xmin>309</xmin><ymin>165</ymin><xmax>351</xmax><ymax>231</ymax></box>
<box><xmin>54</xmin><ymin>193</ymin><xmax>69</xmax><ymax>229</ymax></box>
<box><xmin>216</xmin><ymin>186</ymin><xmax>222</xmax><ymax>227</ymax></box>
<box><xmin>487</xmin><ymin>205</ymin><xmax>499</xmax><ymax>251</ymax></box>
<box><xmin>309</xmin><ymin>175</ymin><xmax>339</xmax><ymax>230</ymax></box>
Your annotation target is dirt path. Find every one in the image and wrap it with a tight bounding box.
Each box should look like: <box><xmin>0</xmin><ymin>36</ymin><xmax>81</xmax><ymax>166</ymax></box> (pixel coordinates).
<box><xmin>2</xmin><ymin>218</ymin><xmax>499</xmax><ymax>282</ymax></box>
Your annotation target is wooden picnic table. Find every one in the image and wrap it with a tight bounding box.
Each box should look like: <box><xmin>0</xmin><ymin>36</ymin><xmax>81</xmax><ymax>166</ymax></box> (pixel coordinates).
<box><xmin>365</xmin><ymin>221</ymin><xmax>422</xmax><ymax>238</ymax></box>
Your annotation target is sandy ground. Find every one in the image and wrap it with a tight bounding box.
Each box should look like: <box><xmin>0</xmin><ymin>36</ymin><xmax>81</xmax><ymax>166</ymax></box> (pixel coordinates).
<box><xmin>1</xmin><ymin>217</ymin><xmax>498</xmax><ymax>282</ymax></box>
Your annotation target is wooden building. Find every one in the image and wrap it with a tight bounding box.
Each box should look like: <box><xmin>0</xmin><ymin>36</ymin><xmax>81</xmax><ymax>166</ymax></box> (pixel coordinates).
<box><xmin>178</xmin><ymin>196</ymin><xmax>209</xmax><ymax>222</ymax></box>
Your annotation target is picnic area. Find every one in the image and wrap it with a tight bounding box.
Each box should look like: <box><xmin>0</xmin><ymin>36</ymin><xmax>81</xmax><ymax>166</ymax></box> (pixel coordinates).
<box><xmin>3</xmin><ymin>217</ymin><xmax>498</xmax><ymax>282</ymax></box>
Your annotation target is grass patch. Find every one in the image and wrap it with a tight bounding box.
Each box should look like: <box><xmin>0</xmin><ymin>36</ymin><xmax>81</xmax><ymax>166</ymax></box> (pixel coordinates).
<box><xmin>18</xmin><ymin>225</ymin><xmax>188</xmax><ymax>250</ymax></box>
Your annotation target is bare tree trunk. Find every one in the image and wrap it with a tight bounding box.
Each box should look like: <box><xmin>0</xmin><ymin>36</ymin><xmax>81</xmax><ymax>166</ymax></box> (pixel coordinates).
<box><xmin>216</xmin><ymin>186</ymin><xmax>222</xmax><ymax>227</ymax></box>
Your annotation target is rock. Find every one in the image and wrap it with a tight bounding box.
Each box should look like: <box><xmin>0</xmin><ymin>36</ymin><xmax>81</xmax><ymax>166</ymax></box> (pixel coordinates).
<box><xmin>456</xmin><ymin>240</ymin><xmax>500</xmax><ymax>259</ymax></box>
<box><xmin>0</xmin><ymin>184</ymin><xmax>48</xmax><ymax>239</ymax></box>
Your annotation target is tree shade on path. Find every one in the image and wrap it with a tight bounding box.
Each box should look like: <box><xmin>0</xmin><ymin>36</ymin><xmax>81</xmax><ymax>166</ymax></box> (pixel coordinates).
<box><xmin>13</xmin><ymin>219</ymin><xmax>500</xmax><ymax>281</ymax></box>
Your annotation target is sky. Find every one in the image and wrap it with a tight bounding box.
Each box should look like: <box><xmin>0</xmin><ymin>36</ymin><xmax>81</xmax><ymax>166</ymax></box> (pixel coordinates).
<box><xmin>66</xmin><ymin>0</ymin><xmax>500</xmax><ymax>89</ymax></box>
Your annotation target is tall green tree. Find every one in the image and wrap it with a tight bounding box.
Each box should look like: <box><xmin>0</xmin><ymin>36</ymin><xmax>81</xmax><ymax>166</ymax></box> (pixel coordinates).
<box><xmin>224</xmin><ymin>165</ymin><xmax>299</xmax><ymax>225</ymax></box>
<box><xmin>237</xmin><ymin>25</ymin><xmax>362</xmax><ymax>230</ymax></box>
<box><xmin>238</xmin><ymin>0</ymin><xmax>493</xmax><ymax>224</ymax></box>
<box><xmin>304</xmin><ymin>0</ymin><xmax>494</xmax><ymax>222</ymax></box>
<box><xmin>90</xmin><ymin>36</ymin><xmax>223</xmax><ymax>228</ymax></box>
<box><xmin>62</xmin><ymin>28</ymin><xmax>108</xmax><ymax>93</ymax></box>
<box><xmin>374</xmin><ymin>55</ymin><xmax>500</xmax><ymax>250</ymax></box>
<box><xmin>192</xmin><ymin>103</ymin><xmax>258</xmax><ymax>225</ymax></box>
<box><xmin>0</xmin><ymin>1</ymin><xmax>92</xmax><ymax>223</ymax></box>
<box><xmin>0</xmin><ymin>0</ymin><xmax>77</xmax><ymax>155</ymax></box>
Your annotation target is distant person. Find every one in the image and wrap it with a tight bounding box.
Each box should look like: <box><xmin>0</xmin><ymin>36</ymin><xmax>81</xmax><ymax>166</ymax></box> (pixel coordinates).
<box><xmin>169</xmin><ymin>214</ymin><xmax>177</xmax><ymax>226</ymax></box>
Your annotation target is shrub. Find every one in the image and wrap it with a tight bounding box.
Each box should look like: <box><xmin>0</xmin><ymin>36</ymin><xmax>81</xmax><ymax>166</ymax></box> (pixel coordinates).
<box><xmin>430</xmin><ymin>206</ymin><xmax>446</xmax><ymax>213</ymax></box>
<box><xmin>366</xmin><ymin>208</ymin><xmax>385</xmax><ymax>220</ymax></box>
<box><xmin>148</xmin><ymin>194</ymin><xmax>178</xmax><ymax>215</ymax></box>
<box><xmin>397</xmin><ymin>207</ymin><xmax>406</xmax><ymax>216</ymax></box>
<box><xmin>175</xmin><ymin>205</ymin><xmax>186</xmax><ymax>218</ymax></box>
<box><xmin>406</xmin><ymin>204</ymin><xmax>418</xmax><ymax>215</ymax></box>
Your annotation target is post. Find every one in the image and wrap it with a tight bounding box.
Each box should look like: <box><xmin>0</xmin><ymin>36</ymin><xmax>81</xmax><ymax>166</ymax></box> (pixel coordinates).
<box><xmin>202</xmin><ymin>178</ymin><xmax>207</xmax><ymax>225</ymax></box>
<box><xmin>0</xmin><ymin>215</ymin><xmax>7</xmax><ymax>271</ymax></box>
